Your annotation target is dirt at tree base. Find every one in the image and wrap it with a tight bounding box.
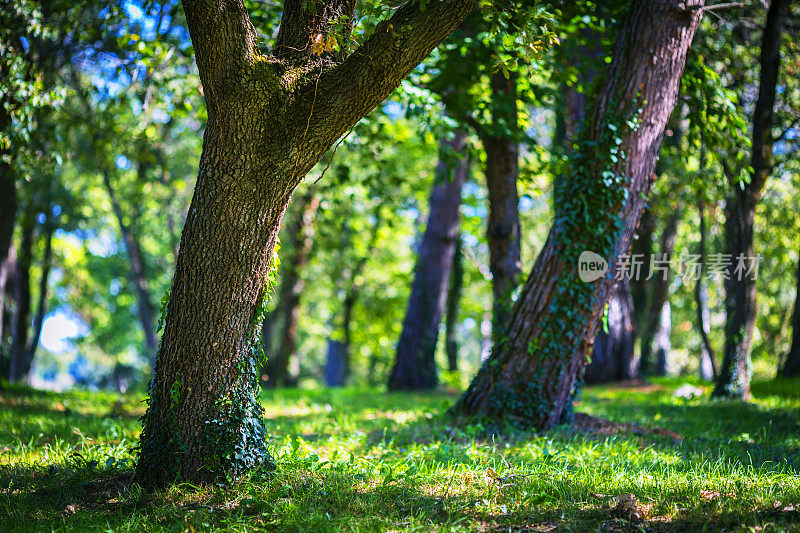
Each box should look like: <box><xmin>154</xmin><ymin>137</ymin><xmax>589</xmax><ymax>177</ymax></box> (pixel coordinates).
<box><xmin>573</xmin><ymin>412</ymin><xmax>681</xmax><ymax>442</ymax></box>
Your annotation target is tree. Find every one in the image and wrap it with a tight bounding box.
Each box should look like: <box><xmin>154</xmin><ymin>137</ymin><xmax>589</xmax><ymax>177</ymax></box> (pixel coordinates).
<box><xmin>584</xmin><ymin>279</ymin><xmax>636</xmax><ymax>384</ymax></box>
<box><xmin>389</xmin><ymin>131</ymin><xmax>469</xmax><ymax>390</ymax></box>
<box><xmin>135</xmin><ymin>0</ymin><xmax>476</xmax><ymax>484</ymax></box>
<box><xmin>780</xmin><ymin>252</ymin><xmax>800</xmax><ymax>377</ymax></box>
<box><xmin>453</xmin><ymin>0</ymin><xmax>705</xmax><ymax>428</ymax></box>
<box><xmin>714</xmin><ymin>0</ymin><xmax>790</xmax><ymax>399</ymax></box>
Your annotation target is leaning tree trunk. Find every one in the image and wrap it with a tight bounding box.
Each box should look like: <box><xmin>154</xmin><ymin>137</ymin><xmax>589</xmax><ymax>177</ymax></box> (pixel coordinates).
<box><xmin>102</xmin><ymin>170</ymin><xmax>159</xmax><ymax>364</ymax></box>
<box><xmin>453</xmin><ymin>0</ymin><xmax>704</xmax><ymax>428</ymax></box>
<box><xmin>266</xmin><ymin>190</ymin><xmax>320</xmax><ymax>387</ymax></box>
<box><xmin>780</xmin><ymin>251</ymin><xmax>800</xmax><ymax>377</ymax></box>
<box><xmin>639</xmin><ymin>206</ymin><xmax>681</xmax><ymax>376</ymax></box>
<box><xmin>483</xmin><ymin>72</ymin><xmax>522</xmax><ymax>342</ymax></box>
<box><xmin>585</xmin><ymin>279</ymin><xmax>636</xmax><ymax>383</ymax></box>
<box><xmin>9</xmin><ymin>218</ymin><xmax>33</xmax><ymax>382</ymax></box>
<box><xmin>389</xmin><ymin>132</ymin><xmax>468</xmax><ymax>390</ymax></box>
<box><xmin>135</xmin><ymin>0</ymin><xmax>476</xmax><ymax>485</ymax></box>
<box><xmin>445</xmin><ymin>235</ymin><xmax>464</xmax><ymax>373</ymax></box>
<box><xmin>714</xmin><ymin>0</ymin><xmax>789</xmax><ymax>399</ymax></box>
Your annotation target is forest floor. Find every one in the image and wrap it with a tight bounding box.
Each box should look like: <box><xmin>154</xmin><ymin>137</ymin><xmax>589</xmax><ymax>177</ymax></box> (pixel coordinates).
<box><xmin>1</xmin><ymin>377</ymin><xmax>799</xmax><ymax>532</ymax></box>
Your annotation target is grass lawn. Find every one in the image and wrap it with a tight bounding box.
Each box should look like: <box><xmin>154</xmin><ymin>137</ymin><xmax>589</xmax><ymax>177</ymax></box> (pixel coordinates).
<box><xmin>1</xmin><ymin>378</ymin><xmax>799</xmax><ymax>531</ymax></box>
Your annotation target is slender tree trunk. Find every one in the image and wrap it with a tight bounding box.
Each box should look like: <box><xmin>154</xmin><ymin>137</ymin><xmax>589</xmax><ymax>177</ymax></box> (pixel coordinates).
<box><xmin>639</xmin><ymin>207</ymin><xmax>681</xmax><ymax>375</ymax></box>
<box><xmin>780</xmin><ymin>251</ymin><xmax>800</xmax><ymax>377</ymax></box>
<box><xmin>389</xmin><ymin>132</ymin><xmax>468</xmax><ymax>390</ymax></box>
<box><xmin>483</xmin><ymin>72</ymin><xmax>521</xmax><ymax>341</ymax></box>
<box><xmin>19</xmin><ymin>224</ymin><xmax>54</xmax><ymax>381</ymax></box>
<box><xmin>715</xmin><ymin>0</ymin><xmax>789</xmax><ymax>399</ymax></box>
<box><xmin>0</xmin><ymin>107</ymin><xmax>15</xmax><ymax>355</ymax></box>
<box><xmin>102</xmin><ymin>170</ymin><xmax>158</xmax><ymax>364</ymax></box>
<box><xmin>266</xmin><ymin>191</ymin><xmax>320</xmax><ymax>387</ymax></box>
<box><xmin>586</xmin><ymin>278</ymin><xmax>636</xmax><ymax>383</ymax></box>
<box><xmin>630</xmin><ymin>207</ymin><xmax>654</xmax><ymax>336</ymax></box>
<box><xmin>454</xmin><ymin>0</ymin><xmax>704</xmax><ymax>428</ymax></box>
<box><xmin>9</xmin><ymin>218</ymin><xmax>33</xmax><ymax>382</ymax></box>
<box><xmin>695</xmin><ymin>200</ymin><xmax>718</xmax><ymax>380</ymax></box>
<box><xmin>445</xmin><ymin>235</ymin><xmax>464</xmax><ymax>373</ymax></box>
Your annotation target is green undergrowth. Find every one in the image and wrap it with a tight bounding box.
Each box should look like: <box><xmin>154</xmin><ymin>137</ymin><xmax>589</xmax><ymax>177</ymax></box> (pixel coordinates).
<box><xmin>1</xmin><ymin>378</ymin><xmax>799</xmax><ymax>531</ymax></box>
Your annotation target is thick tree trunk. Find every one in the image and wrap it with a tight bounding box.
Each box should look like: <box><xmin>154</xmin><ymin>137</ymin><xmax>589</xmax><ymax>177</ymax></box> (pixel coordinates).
<box><xmin>695</xmin><ymin>200</ymin><xmax>718</xmax><ymax>380</ymax></box>
<box><xmin>266</xmin><ymin>191</ymin><xmax>320</xmax><ymax>387</ymax></box>
<box><xmin>135</xmin><ymin>0</ymin><xmax>476</xmax><ymax>485</ymax></box>
<box><xmin>20</xmin><ymin>224</ymin><xmax>54</xmax><ymax>381</ymax></box>
<box><xmin>9</xmin><ymin>219</ymin><xmax>33</xmax><ymax>382</ymax></box>
<box><xmin>102</xmin><ymin>171</ymin><xmax>158</xmax><ymax>364</ymax></box>
<box><xmin>453</xmin><ymin>0</ymin><xmax>703</xmax><ymax>428</ymax></box>
<box><xmin>639</xmin><ymin>207</ymin><xmax>681</xmax><ymax>376</ymax></box>
<box><xmin>585</xmin><ymin>278</ymin><xmax>637</xmax><ymax>383</ymax></box>
<box><xmin>483</xmin><ymin>72</ymin><xmax>521</xmax><ymax>341</ymax></box>
<box><xmin>714</xmin><ymin>0</ymin><xmax>788</xmax><ymax>399</ymax></box>
<box><xmin>389</xmin><ymin>132</ymin><xmax>468</xmax><ymax>390</ymax></box>
<box><xmin>445</xmin><ymin>235</ymin><xmax>464</xmax><ymax>373</ymax></box>
<box><xmin>780</xmin><ymin>251</ymin><xmax>800</xmax><ymax>377</ymax></box>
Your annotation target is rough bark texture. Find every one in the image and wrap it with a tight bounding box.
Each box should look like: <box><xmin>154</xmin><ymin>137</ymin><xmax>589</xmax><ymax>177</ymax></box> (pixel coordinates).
<box><xmin>9</xmin><ymin>218</ymin><xmax>33</xmax><ymax>382</ymax></box>
<box><xmin>780</xmin><ymin>251</ymin><xmax>800</xmax><ymax>377</ymax></box>
<box><xmin>265</xmin><ymin>190</ymin><xmax>320</xmax><ymax>387</ymax></box>
<box><xmin>453</xmin><ymin>0</ymin><xmax>704</xmax><ymax>428</ymax></box>
<box><xmin>136</xmin><ymin>0</ymin><xmax>476</xmax><ymax>485</ymax></box>
<box><xmin>714</xmin><ymin>0</ymin><xmax>788</xmax><ymax>399</ymax></box>
<box><xmin>445</xmin><ymin>235</ymin><xmax>464</xmax><ymax>373</ymax></box>
<box><xmin>389</xmin><ymin>132</ymin><xmax>468</xmax><ymax>390</ymax></box>
<box><xmin>585</xmin><ymin>279</ymin><xmax>637</xmax><ymax>383</ymax></box>
<box><xmin>639</xmin><ymin>207</ymin><xmax>681</xmax><ymax>376</ymax></box>
<box><xmin>695</xmin><ymin>200</ymin><xmax>718</xmax><ymax>380</ymax></box>
<box><xmin>102</xmin><ymin>170</ymin><xmax>158</xmax><ymax>363</ymax></box>
<box><xmin>483</xmin><ymin>72</ymin><xmax>521</xmax><ymax>342</ymax></box>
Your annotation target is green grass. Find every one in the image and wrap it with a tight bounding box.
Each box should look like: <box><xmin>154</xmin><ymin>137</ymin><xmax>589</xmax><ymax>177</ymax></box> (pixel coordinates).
<box><xmin>1</xmin><ymin>378</ymin><xmax>799</xmax><ymax>531</ymax></box>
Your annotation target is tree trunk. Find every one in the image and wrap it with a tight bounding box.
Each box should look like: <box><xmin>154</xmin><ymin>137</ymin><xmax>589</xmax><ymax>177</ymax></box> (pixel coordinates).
<box><xmin>483</xmin><ymin>72</ymin><xmax>521</xmax><ymax>341</ymax></box>
<box><xmin>0</xmin><ymin>107</ymin><xmax>15</xmax><ymax>356</ymax></box>
<box><xmin>135</xmin><ymin>0</ymin><xmax>476</xmax><ymax>485</ymax></box>
<box><xmin>585</xmin><ymin>278</ymin><xmax>636</xmax><ymax>383</ymax></box>
<box><xmin>389</xmin><ymin>132</ymin><xmax>468</xmax><ymax>390</ymax></box>
<box><xmin>714</xmin><ymin>0</ymin><xmax>789</xmax><ymax>399</ymax></box>
<box><xmin>780</xmin><ymin>250</ymin><xmax>800</xmax><ymax>377</ymax></box>
<box><xmin>325</xmin><ymin>293</ymin><xmax>355</xmax><ymax>387</ymax></box>
<box><xmin>102</xmin><ymin>170</ymin><xmax>158</xmax><ymax>364</ymax></box>
<box><xmin>9</xmin><ymin>218</ymin><xmax>33</xmax><ymax>382</ymax></box>
<box><xmin>445</xmin><ymin>235</ymin><xmax>464</xmax><ymax>373</ymax></box>
<box><xmin>695</xmin><ymin>200</ymin><xmax>718</xmax><ymax>380</ymax></box>
<box><xmin>639</xmin><ymin>207</ymin><xmax>681</xmax><ymax>376</ymax></box>
<box><xmin>453</xmin><ymin>0</ymin><xmax>704</xmax><ymax>428</ymax></box>
<box><xmin>266</xmin><ymin>191</ymin><xmax>320</xmax><ymax>387</ymax></box>
<box><xmin>20</xmin><ymin>223</ymin><xmax>54</xmax><ymax>381</ymax></box>
<box><xmin>630</xmin><ymin>207</ymin><xmax>654</xmax><ymax>336</ymax></box>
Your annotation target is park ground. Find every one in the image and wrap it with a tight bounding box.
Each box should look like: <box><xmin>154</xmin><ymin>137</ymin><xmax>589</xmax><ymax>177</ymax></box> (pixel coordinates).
<box><xmin>1</xmin><ymin>378</ymin><xmax>799</xmax><ymax>531</ymax></box>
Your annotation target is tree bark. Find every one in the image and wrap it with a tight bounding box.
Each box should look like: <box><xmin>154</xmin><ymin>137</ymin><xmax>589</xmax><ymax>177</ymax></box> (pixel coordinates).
<box><xmin>714</xmin><ymin>0</ymin><xmax>789</xmax><ymax>399</ymax></box>
<box><xmin>102</xmin><ymin>170</ymin><xmax>159</xmax><ymax>364</ymax></box>
<box><xmin>445</xmin><ymin>235</ymin><xmax>464</xmax><ymax>373</ymax></box>
<box><xmin>694</xmin><ymin>200</ymin><xmax>718</xmax><ymax>380</ymax></box>
<box><xmin>585</xmin><ymin>278</ymin><xmax>636</xmax><ymax>383</ymax></box>
<box><xmin>265</xmin><ymin>190</ymin><xmax>320</xmax><ymax>387</ymax></box>
<box><xmin>453</xmin><ymin>0</ymin><xmax>704</xmax><ymax>428</ymax></box>
<box><xmin>639</xmin><ymin>207</ymin><xmax>681</xmax><ymax>376</ymax></box>
<box><xmin>0</xmin><ymin>106</ymin><xmax>15</xmax><ymax>355</ymax></box>
<box><xmin>483</xmin><ymin>72</ymin><xmax>521</xmax><ymax>342</ymax></box>
<box><xmin>20</xmin><ymin>223</ymin><xmax>54</xmax><ymax>381</ymax></box>
<box><xmin>389</xmin><ymin>132</ymin><xmax>468</xmax><ymax>390</ymax></box>
<box><xmin>780</xmin><ymin>250</ymin><xmax>800</xmax><ymax>377</ymax></box>
<box><xmin>9</xmin><ymin>218</ymin><xmax>33</xmax><ymax>382</ymax></box>
<box><xmin>135</xmin><ymin>0</ymin><xmax>476</xmax><ymax>485</ymax></box>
